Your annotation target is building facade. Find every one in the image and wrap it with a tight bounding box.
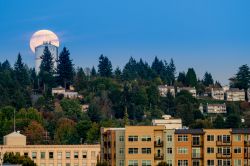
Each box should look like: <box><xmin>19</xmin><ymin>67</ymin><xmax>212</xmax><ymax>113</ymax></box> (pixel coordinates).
<box><xmin>225</xmin><ymin>88</ymin><xmax>245</xmax><ymax>101</ymax></box>
<box><xmin>206</xmin><ymin>103</ymin><xmax>227</xmax><ymax>114</ymax></box>
<box><xmin>158</xmin><ymin>85</ymin><xmax>175</xmax><ymax>97</ymax></box>
<box><xmin>101</xmin><ymin>127</ymin><xmax>250</xmax><ymax>166</ymax></box>
<box><xmin>211</xmin><ymin>88</ymin><xmax>225</xmax><ymax>100</ymax></box>
<box><xmin>152</xmin><ymin>115</ymin><xmax>182</xmax><ymax>129</ymax></box>
<box><xmin>1</xmin><ymin>132</ymin><xmax>100</xmax><ymax>166</ymax></box>
<box><xmin>177</xmin><ymin>87</ymin><xmax>197</xmax><ymax>98</ymax></box>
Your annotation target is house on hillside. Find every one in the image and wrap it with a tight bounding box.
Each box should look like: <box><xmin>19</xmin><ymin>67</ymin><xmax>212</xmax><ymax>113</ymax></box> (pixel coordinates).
<box><xmin>177</xmin><ymin>87</ymin><xmax>196</xmax><ymax>97</ymax></box>
<box><xmin>211</xmin><ymin>87</ymin><xmax>224</xmax><ymax>100</ymax></box>
<box><xmin>225</xmin><ymin>88</ymin><xmax>245</xmax><ymax>101</ymax></box>
<box><xmin>158</xmin><ymin>85</ymin><xmax>175</xmax><ymax>97</ymax></box>
<box><xmin>52</xmin><ymin>86</ymin><xmax>79</xmax><ymax>99</ymax></box>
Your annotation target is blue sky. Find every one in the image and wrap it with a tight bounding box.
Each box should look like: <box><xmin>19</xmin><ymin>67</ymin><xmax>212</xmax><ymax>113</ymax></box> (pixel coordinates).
<box><xmin>1</xmin><ymin>0</ymin><xmax>250</xmax><ymax>84</ymax></box>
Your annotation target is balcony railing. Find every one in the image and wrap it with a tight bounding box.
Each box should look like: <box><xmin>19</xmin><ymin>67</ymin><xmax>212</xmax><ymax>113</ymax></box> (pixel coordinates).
<box><xmin>244</xmin><ymin>153</ymin><xmax>250</xmax><ymax>158</ymax></box>
<box><xmin>244</xmin><ymin>140</ymin><xmax>250</xmax><ymax>147</ymax></box>
<box><xmin>154</xmin><ymin>141</ymin><xmax>163</xmax><ymax>147</ymax></box>
<box><xmin>216</xmin><ymin>141</ymin><xmax>231</xmax><ymax>146</ymax></box>
<box><xmin>154</xmin><ymin>154</ymin><xmax>164</xmax><ymax>160</ymax></box>
<box><xmin>216</xmin><ymin>153</ymin><xmax>232</xmax><ymax>159</ymax></box>
<box><xmin>192</xmin><ymin>141</ymin><xmax>203</xmax><ymax>147</ymax></box>
<box><xmin>192</xmin><ymin>153</ymin><xmax>203</xmax><ymax>159</ymax></box>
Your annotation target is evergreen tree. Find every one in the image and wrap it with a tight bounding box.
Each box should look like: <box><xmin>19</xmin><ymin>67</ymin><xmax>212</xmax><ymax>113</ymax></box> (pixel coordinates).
<box><xmin>91</xmin><ymin>66</ymin><xmax>97</xmax><ymax>77</ymax></box>
<box><xmin>57</xmin><ymin>47</ymin><xmax>74</xmax><ymax>88</ymax></box>
<box><xmin>39</xmin><ymin>46</ymin><xmax>55</xmax><ymax>92</ymax></box>
<box><xmin>98</xmin><ymin>54</ymin><xmax>112</xmax><ymax>77</ymax></box>
<box><xmin>203</xmin><ymin>72</ymin><xmax>214</xmax><ymax>86</ymax></box>
<box><xmin>234</xmin><ymin>64</ymin><xmax>250</xmax><ymax>100</ymax></box>
<box><xmin>114</xmin><ymin>67</ymin><xmax>122</xmax><ymax>79</ymax></box>
<box><xmin>122</xmin><ymin>57</ymin><xmax>138</xmax><ymax>80</ymax></box>
<box><xmin>186</xmin><ymin>68</ymin><xmax>198</xmax><ymax>87</ymax></box>
<box><xmin>166</xmin><ymin>58</ymin><xmax>176</xmax><ymax>85</ymax></box>
<box><xmin>14</xmin><ymin>53</ymin><xmax>29</xmax><ymax>87</ymax></box>
<box><xmin>177</xmin><ymin>72</ymin><xmax>186</xmax><ymax>86</ymax></box>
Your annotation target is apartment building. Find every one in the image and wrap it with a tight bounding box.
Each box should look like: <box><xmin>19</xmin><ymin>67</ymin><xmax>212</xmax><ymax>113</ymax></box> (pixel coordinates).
<box><xmin>101</xmin><ymin>127</ymin><xmax>250</xmax><ymax>166</ymax></box>
<box><xmin>225</xmin><ymin>88</ymin><xmax>245</xmax><ymax>101</ymax></box>
<box><xmin>158</xmin><ymin>85</ymin><xmax>175</xmax><ymax>97</ymax></box>
<box><xmin>177</xmin><ymin>87</ymin><xmax>196</xmax><ymax>98</ymax></box>
<box><xmin>1</xmin><ymin>132</ymin><xmax>100</xmax><ymax>166</ymax></box>
<box><xmin>211</xmin><ymin>88</ymin><xmax>225</xmax><ymax>100</ymax></box>
<box><xmin>205</xmin><ymin>103</ymin><xmax>227</xmax><ymax>114</ymax></box>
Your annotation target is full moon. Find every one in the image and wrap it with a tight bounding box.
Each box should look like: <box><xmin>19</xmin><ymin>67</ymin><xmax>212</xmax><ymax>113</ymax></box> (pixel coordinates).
<box><xmin>30</xmin><ymin>29</ymin><xmax>59</xmax><ymax>53</ymax></box>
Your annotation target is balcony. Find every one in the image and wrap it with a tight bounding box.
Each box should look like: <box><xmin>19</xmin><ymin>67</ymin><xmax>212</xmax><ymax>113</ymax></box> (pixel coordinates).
<box><xmin>154</xmin><ymin>153</ymin><xmax>164</xmax><ymax>160</ymax></box>
<box><xmin>154</xmin><ymin>141</ymin><xmax>163</xmax><ymax>147</ymax></box>
<box><xmin>245</xmin><ymin>140</ymin><xmax>250</xmax><ymax>147</ymax></box>
<box><xmin>192</xmin><ymin>141</ymin><xmax>203</xmax><ymax>147</ymax></box>
<box><xmin>244</xmin><ymin>153</ymin><xmax>250</xmax><ymax>159</ymax></box>
<box><xmin>216</xmin><ymin>141</ymin><xmax>231</xmax><ymax>146</ymax></box>
<box><xmin>192</xmin><ymin>153</ymin><xmax>203</xmax><ymax>159</ymax></box>
<box><xmin>216</xmin><ymin>153</ymin><xmax>232</xmax><ymax>159</ymax></box>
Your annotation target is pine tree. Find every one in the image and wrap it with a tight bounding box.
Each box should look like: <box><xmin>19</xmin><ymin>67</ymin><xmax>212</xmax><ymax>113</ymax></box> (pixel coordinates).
<box><xmin>57</xmin><ymin>47</ymin><xmax>74</xmax><ymax>88</ymax></box>
<box><xmin>123</xmin><ymin>107</ymin><xmax>129</xmax><ymax>126</ymax></box>
<box><xmin>122</xmin><ymin>57</ymin><xmax>138</xmax><ymax>80</ymax></box>
<box><xmin>114</xmin><ymin>67</ymin><xmax>122</xmax><ymax>79</ymax></box>
<box><xmin>203</xmin><ymin>72</ymin><xmax>214</xmax><ymax>86</ymax></box>
<box><xmin>39</xmin><ymin>46</ymin><xmax>55</xmax><ymax>92</ymax></box>
<box><xmin>166</xmin><ymin>58</ymin><xmax>176</xmax><ymax>85</ymax></box>
<box><xmin>177</xmin><ymin>72</ymin><xmax>186</xmax><ymax>86</ymax></box>
<box><xmin>98</xmin><ymin>54</ymin><xmax>112</xmax><ymax>77</ymax></box>
<box><xmin>14</xmin><ymin>53</ymin><xmax>29</xmax><ymax>87</ymax></box>
<box><xmin>91</xmin><ymin>66</ymin><xmax>97</xmax><ymax>77</ymax></box>
<box><xmin>186</xmin><ymin>68</ymin><xmax>197</xmax><ymax>87</ymax></box>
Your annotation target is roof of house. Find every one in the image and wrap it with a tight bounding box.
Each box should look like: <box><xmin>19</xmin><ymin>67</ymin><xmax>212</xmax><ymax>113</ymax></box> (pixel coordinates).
<box><xmin>227</xmin><ymin>88</ymin><xmax>244</xmax><ymax>92</ymax></box>
<box><xmin>231</xmin><ymin>129</ymin><xmax>250</xmax><ymax>134</ymax></box>
<box><xmin>175</xmin><ymin>129</ymin><xmax>204</xmax><ymax>134</ymax></box>
<box><xmin>4</xmin><ymin>131</ymin><xmax>26</xmax><ymax>138</ymax></box>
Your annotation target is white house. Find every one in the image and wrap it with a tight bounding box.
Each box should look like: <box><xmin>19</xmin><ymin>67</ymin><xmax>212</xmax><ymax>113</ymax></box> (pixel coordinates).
<box><xmin>225</xmin><ymin>88</ymin><xmax>245</xmax><ymax>101</ymax></box>
<box><xmin>52</xmin><ymin>87</ymin><xmax>79</xmax><ymax>99</ymax></box>
<box><xmin>152</xmin><ymin>115</ymin><xmax>182</xmax><ymax>129</ymax></box>
<box><xmin>206</xmin><ymin>103</ymin><xmax>227</xmax><ymax>114</ymax></box>
<box><xmin>211</xmin><ymin>88</ymin><xmax>224</xmax><ymax>100</ymax></box>
<box><xmin>177</xmin><ymin>87</ymin><xmax>196</xmax><ymax>97</ymax></box>
<box><xmin>158</xmin><ymin>85</ymin><xmax>175</xmax><ymax>97</ymax></box>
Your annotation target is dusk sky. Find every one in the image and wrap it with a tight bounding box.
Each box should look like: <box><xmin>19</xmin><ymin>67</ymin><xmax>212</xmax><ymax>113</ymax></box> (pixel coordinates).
<box><xmin>1</xmin><ymin>0</ymin><xmax>250</xmax><ymax>84</ymax></box>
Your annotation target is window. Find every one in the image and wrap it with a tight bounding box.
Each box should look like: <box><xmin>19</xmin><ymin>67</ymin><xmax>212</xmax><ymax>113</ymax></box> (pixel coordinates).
<box><xmin>66</xmin><ymin>163</ymin><xmax>70</xmax><ymax>166</ymax></box>
<box><xmin>119</xmin><ymin>148</ymin><xmax>124</xmax><ymax>154</ymax></box>
<box><xmin>49</xmin><ymin>152</ymin><xmax>54</xmax><ymax>159</ymax></box>
<box><xmin>91</xmin><ymin>151</ymin><xmax>96</xmax><ymax>159</ymax></box>
<box><xmin>177</xmin><ymin>147</ymin><xmax>188</xmax><ymax>154</ymax></box>
<box><xmin>57</xmin><ymin>152</ymin><xmax>62</xmax><ymax>160</ymax></box>
<box><xmin>24</xmin><ymin>152</ymin><xmax>28</xmax><ymax>157</ymax></box>
<box><xmin>192</xmin><ymin>136</ymin><xmax>201</xmax><ymax>145</ymax></box>
<box><xmin>234</xmin><ymin>147</ymin><xmax>241</xmax><ymax>154</ymax></box>
<box><xmin>207</xmin><ymin>135</ymin><xmax>214</xmax><ymax>141</ymax></box>
<box><xmin>178</xmin><ymin>135</ymin><xmax>188</xmax><ymax>142</ymax></box>
<box><xmin>217</xmin><ymin>135</ymin><xmax>230</xmax><ymax>142</ymax></box>
<box><xmin>234</xmin><ymin>159</ymin><xmax>241</xmax><ymax>166</ymax></box>
<box><xmin>128</xmin><ymin>136</ymin><xmax>138</xmax><ymax>142</ymax></box>
<box><xmin>128</xmin><ymin>160</ymin><xmax>138</xmax><ymax>166</ymax></box>
<box><xmin>142</xmin><ymin>160</ymin><xmax>151</xmax><ymax>166</ymax></box>
<box><xmin>128</xmin><ymin>148</ymin><xmax>138</xmax><ymax>154</ymax></box>
<box><xmin>207</xmin><ymin>147</ymin><xmax>214</xmax><ymax>154</ymax></box>
<box><xmin>192</xmin><ymin>160</ymin><xmax>200</xmax><ymax>166</ymax></box>
<box><xmin>192</xmin><ymin>148</ymin><xmax>201</xmax><ymax>158</ymax></box>
<box><xmin>177</xmin><ymin>160</ymin><xmax>188</xmax><ymax>166</ymax></box>
<box><xmin>167</xmin><ymin>148</ymin><xmax>172</xmax><ymax>154</ymax></box>
<box><xmin>41</xmin><ymin>152</ymin><xmax>46</xmax><ymax>159</ymax></box>
<box><xmin>82</xmin><ymin>151</ymin><xmax>87</xmax><ymax>158</ymax></box>
<box><xmin>207</xmin><ymin>160</ymin><xmax>214</xmax><ymax>166</ymax></box>
<box><xmin>234</xmin><ymin>135</ymin><xmax>241</xmax><ymax>142</ymax></box>
<box><xmin>66</xmin><ymin>152</ymin><xmax>71</xmax><ymax>159</ymax></box>
<box><xmin>218</xmin><ymin>147</ymin><xmax>231</xmax><ymax>155</ymax></box>
<box><xmin>141</xmin><ymin>136</ymin><xmax>151</xmax><ymax>141</ymax></box>
<box><xmin>119</xmin><ymin>136</ymin><xmax>124</xmax><ymax>142</ymax></box>
<box><xmin>166</xmin><ymin>160</ymin><xmax>172</xmax><ymax>166</ymax></box>
<box><xmin>74</xmin><ymin>152</ymin><xmax>79</xmax><ymax>159</ymax></box>
<box><xmin>119</xmin><ymin>160</ymin><xmax>124</xmax><ymax>166</ymax></box>
<box><xmin>141</xmin><ymin>148</ymin><xmax>151</xmax><ymax>154</ymax></box>
<box><xmin>32</xmin><ymin>152</ymin><xmax>37</xmax><ymax>159</ymax></box>
<box><xmin>167</xmin><ymin>135</ymin><xmax>172</xmax><ymax>142</ymax></box>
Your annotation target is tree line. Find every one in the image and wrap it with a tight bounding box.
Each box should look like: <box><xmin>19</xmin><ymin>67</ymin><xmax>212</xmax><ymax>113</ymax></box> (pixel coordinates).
<box><xmin>0</xmin><ymin>46</ymin><xmax>250</xmax><ymax>144</ymax></box>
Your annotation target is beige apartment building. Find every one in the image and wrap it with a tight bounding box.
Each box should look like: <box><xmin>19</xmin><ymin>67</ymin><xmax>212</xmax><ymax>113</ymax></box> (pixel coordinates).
<box><xmin>1</xmin><ymin>132</ymin><xmax>100</xmax><ymax>166</ymax></box>
<box><xmin>101</xmin><ymin>127</ymin><xmax>250</xmax><ymax>166</ymax></box>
